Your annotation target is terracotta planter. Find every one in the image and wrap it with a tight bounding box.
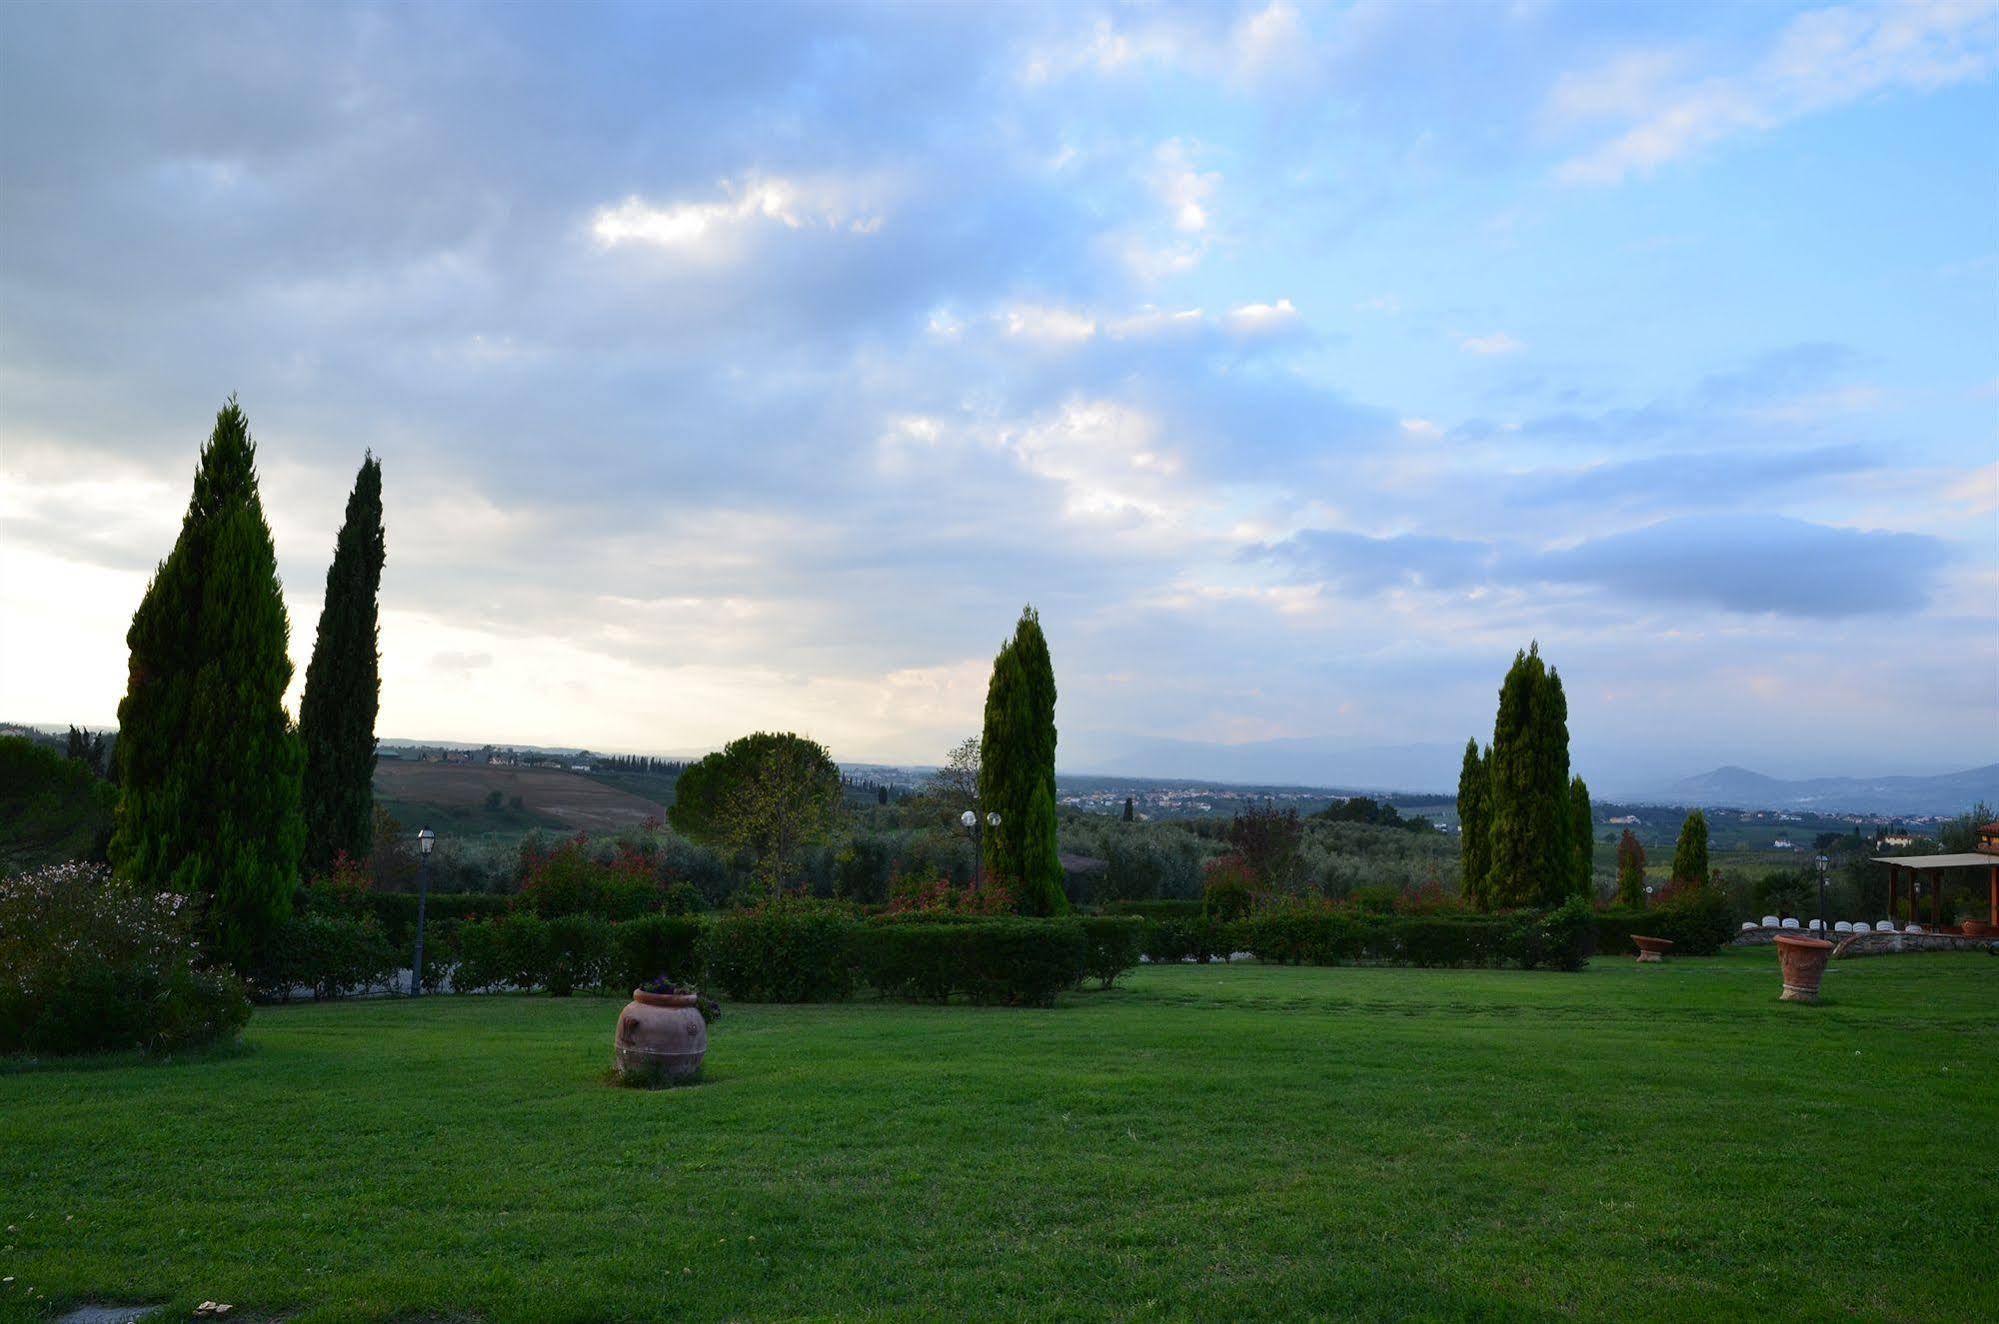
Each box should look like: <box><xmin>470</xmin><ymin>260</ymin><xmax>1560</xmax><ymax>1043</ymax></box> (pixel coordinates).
<box><xmin>1773</xmin><ymin>935</ymin><xmax>1834</xmax><ymax>1003</ymax></box>
<box><xmin>1961</xmin><ymin>919</ymin><xmax>1995</xmax><ymax>938</ymax></box>
<box><xmin>614</xmin><ymin>989</ymin><xmax>707</xmax><ymax>1086</ymax></box>
<box><xmin>1630</xmin><ymin>934</ymin><xmax>1673</xmax><ymax>963</ymax></box>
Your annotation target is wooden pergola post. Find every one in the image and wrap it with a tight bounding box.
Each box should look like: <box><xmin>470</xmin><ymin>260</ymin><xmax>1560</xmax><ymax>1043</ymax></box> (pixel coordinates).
<box><xmin>1888</xmin><ymin>864</ymin><xmax>1898</xmax><ymax>923</ymax></box>
<box><xmin>1990</xmin><ymin>863</ymin><xmax>1996</xmax><ymax>926</ymax></box>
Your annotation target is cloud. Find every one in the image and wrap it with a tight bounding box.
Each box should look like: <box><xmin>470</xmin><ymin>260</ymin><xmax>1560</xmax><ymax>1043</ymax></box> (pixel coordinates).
<box><xmin>1555</xmin><ymin>0</ymin><xmax>1999</xmax><ymax>184</ymax></box>
<box><xmin>1225</xmin><ymin>298</ymin><xmax>1301</xmax><ymax>335</ymax></box>
<box><xmin>1260</xmin><ymin>514</ymin><xmax>1953</xmax><ymax>618</ymax></box>
<box><xmin>590</xmin><ymin>175</ymin><xmax>885</xmax><ymax>256</ymax></box>
<box><xmin>1458</xmin><ymin>331</ymin><xmax>1524</xmax><ymax>355</ymax></box>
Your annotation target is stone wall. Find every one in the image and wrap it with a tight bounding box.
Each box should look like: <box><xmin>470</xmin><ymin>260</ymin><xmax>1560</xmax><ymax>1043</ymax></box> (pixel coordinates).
<box><xmin>1831</xmin><ymin>930</ymin><xmax>1999</xmax><ymax>960</ymax></box>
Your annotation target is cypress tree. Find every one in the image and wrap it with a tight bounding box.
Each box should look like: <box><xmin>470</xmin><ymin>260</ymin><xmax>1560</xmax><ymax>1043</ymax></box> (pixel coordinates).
<box><xmin>1568</xmin><ymin>775</ymin><xmax>1593</xmax><ymax>898</ymax></box>
<box><xmin>1615</xmin><ymin>829</ymin><xmax>1646</xmax><ymax>907</ymax></box>
<box><xmin>1482</xmin><ymin>644</ymin><xmax>1576</xmax><ymax>908</ymax></box>
<box><xmin>110</xmin><ymin>398</ymin><xmax>303</xmax><ymax>971</ymax></box>
<box><xmin>1670</xmin><ymin>810</ymin><xmax>1710</xmax><ymax>885</ymax></box>
<box><xmin>299</xmin><ymin>453</ymin><xmax>386</xmax><ymax>876</ymax></box>
<box><xmin>1020</xmin><ymin>782</ymin><xmax>1066</xmax><ymax>915</ymax></box>
<box><xmin>977</xmin><ymin>606</ymin><xmax>1066</xmax><ymax>914</ymax></box>
<box><xmin>1457</xmin><ymin>738</ymin><xmax>1491</xmax><ymax>908</ymax></box>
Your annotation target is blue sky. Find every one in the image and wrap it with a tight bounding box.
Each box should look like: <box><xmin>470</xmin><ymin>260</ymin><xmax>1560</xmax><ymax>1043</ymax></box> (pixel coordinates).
<box><xmin>0</xmin><ymin>0</ymin><xmax>1993</xmax><ymax>785</ymax></box>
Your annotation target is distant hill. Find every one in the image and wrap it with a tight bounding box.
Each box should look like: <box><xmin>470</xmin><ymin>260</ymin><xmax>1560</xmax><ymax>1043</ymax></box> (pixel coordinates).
<box><xmin>1631</xmin><ymin>764</ymin><xmax>1999</xmax><ymax>816</ymax></box>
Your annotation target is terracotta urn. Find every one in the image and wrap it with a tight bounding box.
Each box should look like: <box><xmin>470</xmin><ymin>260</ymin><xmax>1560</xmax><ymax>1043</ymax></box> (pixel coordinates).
<box><xmin>1773</xmin><ymin>934</ymin><xmax>1834</xmax><ymax>1003</ymax></box>
<box><xmin>1630</xmin><ymin>934</ymin><xmax>1673</xmax><ymax>963</ymax></box>
<box><xmin>1961</xmin><ymin>919</ymin><xmax>1995</xmax><ymax>938</ymax></box>
<box><xmin>614</xmin><ymin>989</ymin><xmax>707</xmax><ymax>1086</ymax></box>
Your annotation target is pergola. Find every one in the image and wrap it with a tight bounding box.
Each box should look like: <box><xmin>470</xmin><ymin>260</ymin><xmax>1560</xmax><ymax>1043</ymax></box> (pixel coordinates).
<box><xmin>1873</xmin><ymin>822</ymin><xmax>1999</xmax><ymax>928</ymax></box>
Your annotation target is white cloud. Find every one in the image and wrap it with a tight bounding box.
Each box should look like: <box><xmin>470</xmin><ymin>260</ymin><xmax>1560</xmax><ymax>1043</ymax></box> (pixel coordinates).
<box><xmin>1001</xmin><ymin>303</ymin><xmax>1099</xmax><ymax>345</ymax></box>
<box><xmin>1151</xmin><ymin>139</ymin><xmax>1219</xmax><ymax>233</ymax></box>
<box><xmin>590</xmin><ymin>174</ymin><xmax>884</xmax><ymax>253</ymax></box>
<box><xmin>1232</xmin><ymin>3</ymin><xmax>1308</xmax><ymax>82</ymax></box>
<box><xmin>1225</xmin><ymin>298</ymin><xmax>1300</xmax><ymax>334</ymax></box>
<box><xmin>1555</xmin><ymin>0</ymin><xmax>1999</xmax><ymax>184</ymax></box>
<box><xmin>1458</xmin><ymin>331</ymin><xmax>1524</xmax><ymax>355</ymax></box>
<box><xmin>997</xmin><ymin>399</ymin><xmax>1192</xmax><ymax>526</ymax></box>
<box><xmin>1399</xmin><ymin>418</ymin><xmax>1444</xmax><ymax>441</ymax></box>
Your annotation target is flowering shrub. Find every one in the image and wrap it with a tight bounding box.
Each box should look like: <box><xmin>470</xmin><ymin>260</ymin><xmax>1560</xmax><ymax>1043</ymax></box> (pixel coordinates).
<box><xmin>516</xmin><ymin>833</ymin><xmax>661</xmax><ymax>920</ymax></box>
<box><xmin>1201</xmin><ymin>856</ymin><xmax>1256</xmax><ymax>921</ymax></box>
<box><xmin>0</xmin><ymin>863</ymin><xmax>248</xmax><ymax>1056</ymax></box>
<box><xmin>885</xmin><ymin>873</ymin><xmax>1016</xmax><ymax>917</ymax></box>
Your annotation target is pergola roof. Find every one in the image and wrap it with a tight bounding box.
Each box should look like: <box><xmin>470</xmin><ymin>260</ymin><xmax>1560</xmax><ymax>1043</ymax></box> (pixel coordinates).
<box><xmin>1870</xmin><ymin>853</ymin><xmax>1999</xmax><ymax>870</ymax></box>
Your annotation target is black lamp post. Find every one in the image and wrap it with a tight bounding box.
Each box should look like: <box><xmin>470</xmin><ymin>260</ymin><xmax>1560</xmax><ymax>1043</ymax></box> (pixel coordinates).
<box><xmin>1815</xmin><ymin>852</ymin><xmax>1830</xmax><ymax>940</ymax></box>
<box><xmin>411</xmin><ymin>827</ymin><xmax>436</xmax><ymax>998</ymax></box>
<box><xmin>960</xmin><ymin>808</ymin><xmax>1001</xmax><ymax>889</ymax></box>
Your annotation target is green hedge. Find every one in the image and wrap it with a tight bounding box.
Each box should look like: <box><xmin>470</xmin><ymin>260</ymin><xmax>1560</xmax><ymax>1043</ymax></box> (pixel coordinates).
<box><xmin>353</xmin><ymin>892</ymin><xmax>512</xmax><ymax>948</ymax></box>
<box><xmin>700</xmin><ymin>906</ymin><xmax>856</xmax><ymax>1003</ymax></box>
<box><xmin>247</xmin><ymin>914</ymin><xmax>401</xmax><ymax>1003</ymax></box>
<box><xmin>1592</xmin><ymin>890</ymin><xmax>1736</xmax><ymax>957</ymax></box>
<box><xmin>1228</xmin><ymin>900</ymin><xmax>1594</xmax><ymax>971</ymax></box>
<box><xmin>1102</xmin><ymin>899</ymin><xmax>1205</xmax><ymax>920</ymax></box>
<box><xmin>612</xmin><ymin>914</ymin><xmax>705</xmax><ymax>991</ymax></box>
<box><xmin>1139</xmin><ymin>916</ymin><xmax>1235</xmax><ymax>963</ymax></box>
<box><xmin>1078</xmin><ymin>916</ymin><xmax>1144</xmax><ymax>988</ymax></box>
<box><xmin>852</xmin><ymin>919</ymin><xmax>1089</xmax><ymax>1007</ymax></box>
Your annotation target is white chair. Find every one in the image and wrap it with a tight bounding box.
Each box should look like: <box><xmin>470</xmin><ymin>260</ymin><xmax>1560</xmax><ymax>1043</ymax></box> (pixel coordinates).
<box><xmin>1906</xmin><ymin>925</ymin><xmax>1923</xmax><ymax>934</ymax></box>
<box><xmin>1834</xmin><ymin>921</ymin><xmax>1853</xmax><ymax>933</ymax></box>
<box><xmin>1874</xmin><ymin>920</ymin><xmax>1896</xmax><ymax>932</ymax></box>
<box><xmin>1807</xmin><ymin>919</ymin><xmax>1825</xmax><ymax>932</ymax></box>
<box><xmin>1761</xmin><ymin>915</ymin><xmax>1781</xmax><ymax>928</ymax></box>
<box><xmin>1781</xmin><ymin>918</ymin><xmax>1801</xmax><ymax>929</ymax></box>
<box><xmin>1741</xmin><ymin>921</ymin><xmax>1758</xmax><ymax>931</ymax></box>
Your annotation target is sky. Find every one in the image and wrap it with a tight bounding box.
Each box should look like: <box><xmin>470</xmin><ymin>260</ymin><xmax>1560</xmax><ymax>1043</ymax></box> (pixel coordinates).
<box><xmin>1</xmin><ymin>0</ymin><xmax>1994</xmax><ymax>787</ymax></box>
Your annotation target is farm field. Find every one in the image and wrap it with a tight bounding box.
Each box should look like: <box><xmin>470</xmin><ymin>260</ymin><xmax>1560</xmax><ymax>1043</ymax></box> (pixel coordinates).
<box><xmin>4</xmin><ymin>950</ymin><xmax>1994</xmax><ymax>1323</ymax></box>
<box><xmin>373</xmin><ymin>760</ymin><xmax>668</xmax><ymax>834</ymax></box>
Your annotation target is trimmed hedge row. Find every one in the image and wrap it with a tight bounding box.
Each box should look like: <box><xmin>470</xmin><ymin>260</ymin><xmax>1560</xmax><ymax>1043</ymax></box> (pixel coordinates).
<box><xmin>1155</xmin><ymin>898</ymin><xmax>1598</xmax><ymax>971</ymax></box>
<box><xmin>1589</xmin><ymin>891</ymin><xmax>1735</xmax><ymax>957</ymax></box>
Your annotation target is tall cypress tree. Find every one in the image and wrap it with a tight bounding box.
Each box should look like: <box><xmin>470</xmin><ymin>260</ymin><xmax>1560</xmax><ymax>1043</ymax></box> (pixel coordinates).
<box><xmin>1615</xmin><ymin>829</ymin><xmax>1647</xmax><ymax>907</ymax></box>
<box><xmin>1484</xmin><ymin>643</ymin><xmax>1574</xmax><ymax>908</ymax></box>
<box><xmin>978</xmin><ymin>606</ymin><xmax>1066</xmax><ymax>914</ymax></box>
<box><xmin>299</xmin><ymin>453</ymin><xmax>386</xmax><ymax>875</ymax></box>
<box><xmin>1670</xmin><ymin>810</ymin><xmax>1710</xmax><ymax>885</ymax></box>
<box><xmin>1568</xmin><ymin>775</ymin><xmax>1593</xmax><ymax>899</ymax></box>
<box><xmin>1456</xmin><ymin>738</ymin><xmax>1491</xmax><ymax>908</ymax></box>
<box><xmin>110</xmin><ymin>398</ymin><xmax>303</xmax><ymax>971</ymax></box>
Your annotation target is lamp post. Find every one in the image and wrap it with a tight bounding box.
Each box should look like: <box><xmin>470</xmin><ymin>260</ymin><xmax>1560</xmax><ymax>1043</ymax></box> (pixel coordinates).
<box><xmin>960</xmin><ymin>809</ymin><xmax>1001</xmax><ymax>889</ymax></box>
<box><xmin>1815</xmin><ymin>852</ymin><xmax>1830</xmax><ymax>938</ymax></box>
<box><xmin>411</xmin><ymin>827</ymin><xmax>436</xmax><ymax>998</ymax></box>
<box><xmin>1643</xmin><ymin>884</ymin><xmax>1654</xmax><ymax>910</ymax></box>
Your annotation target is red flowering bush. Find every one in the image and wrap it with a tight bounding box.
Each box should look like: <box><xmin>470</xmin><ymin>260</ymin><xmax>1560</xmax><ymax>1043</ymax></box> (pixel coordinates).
<box><xmin>885</xmin><ymin>872</ymin><xmax>1017</xmax><ymax>917</ymax></box>
<box><xmin>1201</xmin><ymin>855</ymin><xmax>1256</xmax><ymax>920</ymax></box>
<box><xmin>517</xmin><ymin>833</ymin><xmax>661</xmax><ymax>920</ymax></box>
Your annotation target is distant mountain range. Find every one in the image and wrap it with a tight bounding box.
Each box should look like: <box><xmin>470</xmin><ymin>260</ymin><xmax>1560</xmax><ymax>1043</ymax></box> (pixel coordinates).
<box><xmin>1628</xmin><ymin>764</ymin><xmax>1999</xmax><ymax>817</ymax></box>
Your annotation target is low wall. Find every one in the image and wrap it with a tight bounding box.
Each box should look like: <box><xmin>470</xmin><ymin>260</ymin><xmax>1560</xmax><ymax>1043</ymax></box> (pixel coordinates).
<box><xmin>1832</xmin><ymin>930</ymin><xmax>1998</xmax><ymax>959</ymax></box>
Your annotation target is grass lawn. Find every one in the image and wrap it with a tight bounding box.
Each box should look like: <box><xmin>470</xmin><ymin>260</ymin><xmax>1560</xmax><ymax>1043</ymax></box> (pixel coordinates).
<box><xmin>3</xmin><ymin>950</ymin><xmax>1995</xmax><ymax>1322</ymax></box>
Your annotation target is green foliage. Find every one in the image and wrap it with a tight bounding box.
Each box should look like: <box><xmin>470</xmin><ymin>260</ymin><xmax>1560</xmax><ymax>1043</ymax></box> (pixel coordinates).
<box><xmin>1076</xmin><ymin>916</ymin><xmax>1144</xmax><ymax>989</ymax></box>
<box><xmin>246</xmin><ymin>913</ymin><xmax>400</xmax><ymax>1003</ymax></box>
<box><xmin>612</xmin><ymin>914</ymin><xmax>708</xmax><ymax>992</ymax></box>
<box><xmin>1483</xmin><ymin>644</ymin><xmax>1572</xmax><ymax>909</ymax></box>
<box><xmin>1202</xmin><ymin>856</ymin><xmax>1256</xmax><ymax>920</ymax></box>
<box><xmin>299</xmin><ymin>454</ymin><xmax>386</xmax><ymax>876</ymax></box>
<box><xmin>1615</xmin><ymin>829</ymin><xmax>1647</xmax><ymax>908</ymax></box>
<box><xmin>1233</xmin><ymin>901</ymin><xmax>1595</xmax><ymax>971</ymax></box>
<box><xmin>544</xmin><ymin>914</ymin><xmax>616</xmax><ymax>996</ymax></box>
<box><xmin>1137</xmin><ymin>915</ymin><xmax>1234</xmax><ymax>964</ymax></box>
<box><xmin>700</xmin><ymin>903</ymin><xmax>857</xmax><ymax>1003</ymax></box>
<box><xmin>1017</xmin><ymin>781</ymin><xmax>1068</xmax><ymax>915</ymax></box>
<box><xmin>516</xmin><ymin>835</ymin><xmax>659</xmax><ymax>920</ymax></box>
<box><xmin>978</xmin><ymin>606</ymin><xmax>1063</xmax><ymax>912</ymax></box>
<box><xmin>0</xmin><ymin>863</ymin><xmax>249</xmax><ymax>1056</ymax></box>
<box><xmin>1456</xmin><ymin>739</ymin><xmax>1491</xmax><ymax>907</ymax></box>
<box><xmin>0</xmin><ymin>735</ymin><xmax>117</xmax><ymax>873</ymax></box>
<box><xmin>109</xmin><ymin>398</ymin><xmax>304</xmax><ymax>972</ymax></box>
<box><xmin>854</xmin><ymin>919</ymin><xmax>1086</xmax><ymax>1007</ymax></box>
<box><xmin>1226</xmin><ymin>802</ymin><xmax>1305</xmax><ymax>891</ymax></box>
<box><xmin>1593</xmin><ymin>888</ymin><xmax>1736</xmax><ymax>957</ymax></box>
<box><xmin>1670</xmin><ymin>810</ymin><xmax>1711</xmax><ymax>885</ymax></box>
<box><xmin>669</xmin><ymin>732</ymin><xmax>844</xmax><ymax>898</ymax></box>
<box><xmin>1568</xmin><ymin>775</ymin><xmax>1592</xmax><ymax>898</ymax></box>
